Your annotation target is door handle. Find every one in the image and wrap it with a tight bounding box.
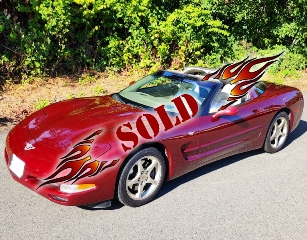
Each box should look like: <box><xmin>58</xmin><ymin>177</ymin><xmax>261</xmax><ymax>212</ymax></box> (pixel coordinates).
<box><xmin>188</xmin><ymin>131</ymin><xmax>195</xmax><ymax>136</ymax></box>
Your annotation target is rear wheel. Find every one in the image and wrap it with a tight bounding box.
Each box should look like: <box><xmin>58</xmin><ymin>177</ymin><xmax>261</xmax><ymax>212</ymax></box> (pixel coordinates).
<box><xmin>264</xmin><ymin>112</ymin><xmax>289</xmax><ymax>153</ymax></box>
<box><xmin>117</xmin><ymin>147</ymin><xmax>166</xmax><ymax>207</ymax></box>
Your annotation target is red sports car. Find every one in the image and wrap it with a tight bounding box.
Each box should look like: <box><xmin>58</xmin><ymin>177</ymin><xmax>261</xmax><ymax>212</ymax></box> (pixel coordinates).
<box><xmin>4</xmin><ymin>67</ymin><xmax>304</xmax><ymax>208</ymax></box>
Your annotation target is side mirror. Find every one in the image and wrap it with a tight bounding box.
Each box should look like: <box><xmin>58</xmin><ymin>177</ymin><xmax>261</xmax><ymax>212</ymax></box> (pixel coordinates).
<box><xmin>212</xmin><ymin>106</ymin><xmax>239</xmax><ymax>121</ymax></box>
<box><xmin>129</xmin><ymin>81</ymin><xmax>136</xmax><ymax>86</ymax></box>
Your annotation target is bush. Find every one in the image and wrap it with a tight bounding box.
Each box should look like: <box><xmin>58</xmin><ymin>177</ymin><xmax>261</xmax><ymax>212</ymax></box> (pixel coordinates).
<box><xmin>1</xmin><ymin>0</ymin><xmax>306</xmax><ymax>83</ymax></box>
<box><xmin>0</xmin><ymin>0</ymin><xmax>232</xmax><ymax>81</ymax></box>
<box><xmin>257</xmin><ymin>46</ymin><xmax>307</xmax><ymax>76</ymax></box>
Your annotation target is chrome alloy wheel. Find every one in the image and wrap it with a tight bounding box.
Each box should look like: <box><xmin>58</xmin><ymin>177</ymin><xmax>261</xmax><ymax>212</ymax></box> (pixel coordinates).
<box><xmin>269</xmin><ymin>116</ymin><xmax>289</xmax><ymax>149</ymax></box>
<box><xmin>126</xmin><ymin>156</ymin><xmax>162</xmax><ymax>200</ymax></box>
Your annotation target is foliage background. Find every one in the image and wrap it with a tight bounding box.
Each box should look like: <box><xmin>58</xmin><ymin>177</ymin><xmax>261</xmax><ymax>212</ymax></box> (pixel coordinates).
<box><xmin>1</xmin><ymin>0</ymin><xmax>307</xmax><ymax>82</ymax></box>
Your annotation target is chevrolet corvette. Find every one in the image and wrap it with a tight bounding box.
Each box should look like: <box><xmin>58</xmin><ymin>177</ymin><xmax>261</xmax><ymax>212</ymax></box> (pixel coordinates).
<box><xmin>4</xmin><ymin>66</ymin><xmax>304</xmax><ymax>208</ymax></box>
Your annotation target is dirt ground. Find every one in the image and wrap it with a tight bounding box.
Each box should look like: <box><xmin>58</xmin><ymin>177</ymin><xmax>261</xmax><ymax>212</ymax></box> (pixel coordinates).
<box><xmin>0</xmin><ymin>71</ymin><xmax>146</xmax><ymax>131</ymax></box>
<box><xmin>1</xmin><ymin>70</ymin><xmax>307</xmax><ymax>131</ymax></box>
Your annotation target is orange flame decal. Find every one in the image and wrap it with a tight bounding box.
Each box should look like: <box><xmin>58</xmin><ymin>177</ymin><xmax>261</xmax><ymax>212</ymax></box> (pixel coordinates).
<box><xmin>36</xmin><ymin>130</ymin><xmax>119</xmax><ymax>189</ymax></box>
<box><xmin>203</xmin><ymin>53</ymin><xmax>282</xmax><ymax>110</ymax></box>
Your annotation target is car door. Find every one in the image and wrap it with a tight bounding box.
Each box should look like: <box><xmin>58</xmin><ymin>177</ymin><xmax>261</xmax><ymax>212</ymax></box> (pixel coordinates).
<box><xmin>194</xmin><ymin>92</ymin><xmax>267</xmax><ymax>167</ymax></box>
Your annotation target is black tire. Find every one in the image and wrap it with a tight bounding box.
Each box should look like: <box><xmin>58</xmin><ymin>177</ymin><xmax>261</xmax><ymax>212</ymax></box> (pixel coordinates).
<box><xmin>264</xmin><ymin>112</ymin><xmax>290</xmax><ymax>153</ymax></box>
<box><xmin>117</xmin><ymin>147</ymin><xmax>166</xmax><ymax>207</ymax></box>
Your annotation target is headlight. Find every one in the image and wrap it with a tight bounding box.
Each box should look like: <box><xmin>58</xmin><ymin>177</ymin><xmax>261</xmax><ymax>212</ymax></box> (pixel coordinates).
<box><xmin>9</xmin><ymin>154</ymin><xmax>25</xmax><ymax>178</ymax></box>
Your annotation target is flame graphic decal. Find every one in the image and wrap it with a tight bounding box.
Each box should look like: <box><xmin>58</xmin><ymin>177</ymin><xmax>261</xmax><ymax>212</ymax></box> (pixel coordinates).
<box><xmin>203</xmin><ymin>53</ymin><xmax>282</xmax><ymax>110</ymax></box>
<box><xmin>37</xmin><ymin>130</ymin><xmax>119</xmax><ymax>189</ymax></box>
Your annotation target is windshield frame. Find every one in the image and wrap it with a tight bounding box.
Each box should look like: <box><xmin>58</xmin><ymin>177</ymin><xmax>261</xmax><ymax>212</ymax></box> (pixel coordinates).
<box><xmin>117</xmin><ymin>70</ymin><xmax>221</xmax><ymax>115</ymax></box>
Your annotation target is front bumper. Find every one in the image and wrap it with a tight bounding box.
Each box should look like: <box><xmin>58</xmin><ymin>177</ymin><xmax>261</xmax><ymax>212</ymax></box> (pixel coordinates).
<box><xmin>5</xmin><ymin>147</ymin><xmax>103</xmax><ymax>206</ymax></box>
<box><xmin>4</xmin><ymin>125</ymin><xmax>122</xmax><ymax>206</ymax></box>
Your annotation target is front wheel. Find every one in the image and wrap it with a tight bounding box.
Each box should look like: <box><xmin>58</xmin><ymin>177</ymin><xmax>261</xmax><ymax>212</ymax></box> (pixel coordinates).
<box><xmin>117</xmin><ymin>147</ymin><xmax>166</xmax><ymax>207</ymax></box>
<box><xmin>264</xmin><ymin>112</ymin><xmax>289</xmax><ymax>153</ymax></box>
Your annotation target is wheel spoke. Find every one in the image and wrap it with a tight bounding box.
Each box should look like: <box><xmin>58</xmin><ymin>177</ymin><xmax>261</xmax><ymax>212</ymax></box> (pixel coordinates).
<box><xmin>137</xmin><ymin>160</ymin><xmax>145</xmax><ymax>175</ymax></box>
<box><xmin>147</xmin><ymin>177</ymin><xmax>158</xmax><ymax>185</ymax></box>
<box><xmin>273</xmin><ymin>136</ymin><xmax>279</xmax><ymax>148</ymax></box>
<box><xmin>145</xmin><ymin>159</ymin><xmax>158</xmax><ymax>173</ymax></box>
<box><xmin>270</xmin><ymin>132</ymin><xmax>276</xmax><ymax>141</ymax></box>
<box><xmin>135</xmin><ymin>183</ymin><xmax>144</xmax><ymax>199</ymax></box>
<box><xmin>127</xmin><ymin>175</ymin><xmax>140</xmax><ymax>187</ymax></box>
<box><xmin>278</xmin><ymin>118</ymin><xmax>285</xmax><ymax>130</ymax></box>
<box><xmin>270</xmin><ymin>125</ymin><xmax>277</xmax><ymax>141</ymax></box>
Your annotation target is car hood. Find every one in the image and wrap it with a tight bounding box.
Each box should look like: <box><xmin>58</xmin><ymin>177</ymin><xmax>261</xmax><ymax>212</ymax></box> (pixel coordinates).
<box><xmin>20</xmin><ymin>95</ymin><xmax>145</xmax><ymax>151</ymax></box>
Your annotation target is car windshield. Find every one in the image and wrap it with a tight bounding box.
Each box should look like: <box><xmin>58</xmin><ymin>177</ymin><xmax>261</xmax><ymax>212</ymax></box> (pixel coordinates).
<box><xmin>119</xmin><ymin>70</ymin><xmax>218</xmax><ymax>113</ymax></box>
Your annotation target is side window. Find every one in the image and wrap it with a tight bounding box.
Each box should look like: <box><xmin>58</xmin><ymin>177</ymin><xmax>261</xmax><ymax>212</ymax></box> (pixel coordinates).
<box><xmin>242</xmin><ymin>82</ymin><xmax>266</xmax><ymax>103</ymax></box>
<box><xmin>209</xmin><ymin>82</ymin><xmax>266</xmax><ymax>113</ymax></box>
<box><xmin>254</xmin><ymin>81</ymin><xmax>266</xmax><ymax>96</ymax></box>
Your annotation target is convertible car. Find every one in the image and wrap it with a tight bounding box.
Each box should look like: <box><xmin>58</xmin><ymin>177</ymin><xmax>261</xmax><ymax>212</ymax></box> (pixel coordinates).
<box><xmin>4</xmin><ymin>66</ymin><xmax>304</xmax><ymax>208</ymax></box>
